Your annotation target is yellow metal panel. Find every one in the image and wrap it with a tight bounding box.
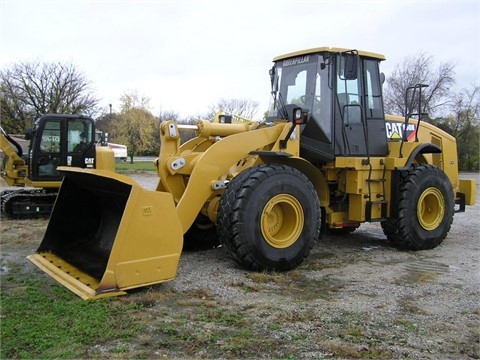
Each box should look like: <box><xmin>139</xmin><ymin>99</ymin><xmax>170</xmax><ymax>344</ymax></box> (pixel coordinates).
<box><xmin>328</xmin><ymin>211</ymin><xmax>350</xmax><ymax>227</ymax></box>
<box><xmin>386</xmin><ymin>117</ymin><xmax>461</xmax><ymax>191</ymax></box>
<box><xmin>99</xmin><ymin>183</ymin><xmax>183</xmax><ymax>292</ymax></box>
<box><xmin>346</xmin><ymin>170</ymin><xmax>362</xmax><ymax>194</ymax></box>
<box><xmin>95</xmin><ymin>145</ymin><xmax>116</xmax><ymax>172</ymax></box>
<box><xmin>113</xmin><ymin>255</ymin><xmax>180</xmax><ymax>289</ymax></box>
<box><xmin>28</xmin><ymin>180</ymin><xmax>62</xmax><ymax>188</ymax></box>
<box><xmin>459</xmin><ymin>179</ymin><xmax>476</xmax><ymax>205</ymax></box>
<box><xmin>348</xmin><ymin>194</ymin><xmax>364</xmax><ymax>221</ymax></box>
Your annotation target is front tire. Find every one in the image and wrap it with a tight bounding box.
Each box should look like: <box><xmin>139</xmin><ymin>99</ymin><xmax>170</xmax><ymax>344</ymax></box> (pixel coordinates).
<box><xmin>381</xmin><ymin>164</ymin><xmax>454</xmax><ymax>250</ymax></box>
<box><xmin>217</xmin><ymin>164</ymin><xmax>321</xmax><ymax>271</ymax></box>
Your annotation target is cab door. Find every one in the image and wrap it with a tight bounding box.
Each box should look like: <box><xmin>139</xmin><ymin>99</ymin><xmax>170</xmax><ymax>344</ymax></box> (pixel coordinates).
<box><xmin>30</xmin><ymin>118</ymin><xmax>64</xmax><ymax>181</ymax></box>
<box><xmin>334</xmin><ymin>56</ymin><xmax>388</xmax><ymax>157</ymax></box>
<box><xmin>65</xmin><ymin>117</ymin><xmax>96</xmax><ymax>169</ymax></box>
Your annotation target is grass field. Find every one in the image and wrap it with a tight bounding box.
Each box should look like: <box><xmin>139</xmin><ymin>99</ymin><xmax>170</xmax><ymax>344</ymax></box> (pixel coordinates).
<box><xmin>115</xmin><ymin>160</ymin><xmax>156</xmax><ymax>172</ymax></box>
<box><xmin>1</xmin><ymin>263</ymin><xmax>146</xmax><ymax>359</ymax></box>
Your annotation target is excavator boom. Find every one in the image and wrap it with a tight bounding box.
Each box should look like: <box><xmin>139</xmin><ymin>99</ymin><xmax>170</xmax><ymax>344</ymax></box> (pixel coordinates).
<box><xmin>0</xmin><ymin>126</ymin><xmax>29</xmax><ymax>186</ymax></box>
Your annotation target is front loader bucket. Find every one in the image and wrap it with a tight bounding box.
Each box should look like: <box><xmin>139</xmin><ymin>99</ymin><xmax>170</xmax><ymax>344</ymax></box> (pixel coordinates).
<box><xmin>27</xmin><ymin>168</ymin><xmax>183</xmax><ymax>300</ymax></box>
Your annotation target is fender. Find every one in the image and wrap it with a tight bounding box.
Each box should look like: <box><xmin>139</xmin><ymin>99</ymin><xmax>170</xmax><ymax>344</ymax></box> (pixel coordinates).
<box><xmin>396</xmin><ymin>142</ymin><xmax>441</xmax><ymax>171</ymax></box>
<box><xmin>254</xmin><ymin>150</ymin><xmax>330</xmax><ymax>207</ymax></box>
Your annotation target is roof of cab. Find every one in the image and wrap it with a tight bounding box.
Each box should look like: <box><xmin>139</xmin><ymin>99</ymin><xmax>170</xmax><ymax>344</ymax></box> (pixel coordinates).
<box><xmin>273</xmin><ymin>47</ymin><xmax>386</xmax><ymax>61</ymax></box>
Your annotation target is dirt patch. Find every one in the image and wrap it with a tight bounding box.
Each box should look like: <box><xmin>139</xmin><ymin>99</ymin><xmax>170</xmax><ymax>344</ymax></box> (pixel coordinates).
<box><xmin>1</xmin><ymin>172</ymin><xmax>479</xmax><ymax>359</ymax></box>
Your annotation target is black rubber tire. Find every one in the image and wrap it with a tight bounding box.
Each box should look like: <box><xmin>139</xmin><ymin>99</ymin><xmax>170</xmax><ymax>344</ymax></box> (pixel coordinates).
<box><xmin>217</xmin><ymin>164</ymin><xmax>321</xmax><ymax>271</ymax></box>
<box><xmin>381</xmin><ymin>164</ymin><xmax>454</xmax><ymax>250</ymax></box>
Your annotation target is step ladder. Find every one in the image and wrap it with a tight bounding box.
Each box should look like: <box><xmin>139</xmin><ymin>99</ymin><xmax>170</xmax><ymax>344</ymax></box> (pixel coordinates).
<box><xmin>365</xmin><ymin>160</ymin><xmax>387</xmax><ymax>221</ymax></box>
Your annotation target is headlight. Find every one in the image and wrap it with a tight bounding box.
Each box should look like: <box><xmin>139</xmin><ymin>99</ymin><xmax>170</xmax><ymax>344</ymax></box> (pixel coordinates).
<box><xmin>293</xmin><ymin>107</ymin><xmax>308</xmax><ymax>124</ymax></box>
<box><xmin>294</xmin><ymin>108</ymin><xmax>302</xmax><ymax>120</ymax></box>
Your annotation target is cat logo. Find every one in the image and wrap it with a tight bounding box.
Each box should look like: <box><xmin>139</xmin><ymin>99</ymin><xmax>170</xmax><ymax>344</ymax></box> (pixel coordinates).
<box><xmin>84</xmin><ymin>157</ymin><xmax>95</xmax><ymax>168</ymax></box>
<box><xmin>385</xmin><ymin>121</ymin><xmax>417</xmax><ymax>141</ymax></box>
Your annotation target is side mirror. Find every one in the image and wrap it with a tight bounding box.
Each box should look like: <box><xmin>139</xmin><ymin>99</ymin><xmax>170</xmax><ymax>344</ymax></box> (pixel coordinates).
<box><xmin>343</xmin><ymin>53</ymin><xmax>358</xmax><ymax>80</ymax></box>
<box><xmin>269</xmin><ymin>66</ymin><xmax>275</xmax><ymax>91</ymax></box>
<box><xmin>269</xmin><ymin>66</ymin><xmax>279</xmax><ymax>93</ymax></box>
<box><xmin>24</xmin><ymin>128</ymin><xmax>34</xmax><ymax>140</ymax></box>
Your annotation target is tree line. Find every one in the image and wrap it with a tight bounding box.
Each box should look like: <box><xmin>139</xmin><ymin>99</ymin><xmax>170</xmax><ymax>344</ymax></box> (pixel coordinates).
<box><xmin>1</xmin><ymin>57</ymin><xmax>478</xmax><ymax>170</ymax></box>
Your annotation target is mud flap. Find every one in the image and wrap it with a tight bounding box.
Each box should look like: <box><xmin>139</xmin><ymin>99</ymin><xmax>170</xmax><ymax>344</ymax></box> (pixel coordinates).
<box><xmin>27</xmin><ymin>168</ymin><xmax>183</xmax><ymax>300</ymax></box>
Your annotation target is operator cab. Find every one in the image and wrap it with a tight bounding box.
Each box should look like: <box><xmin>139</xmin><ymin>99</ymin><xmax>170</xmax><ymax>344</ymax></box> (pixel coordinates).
<box><xmin>28</xmin><ymin>114</ymin><xmax>97</xmax><ymax>182</ymax></box>
<box><xmin>267</xmin><ymin>47</ymin><xmax>388</xmax><ymax>162</ymax></box>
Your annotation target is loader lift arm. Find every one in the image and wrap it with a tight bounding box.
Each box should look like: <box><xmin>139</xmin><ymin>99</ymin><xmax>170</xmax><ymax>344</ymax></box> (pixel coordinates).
<box><xmin>157</xmin><ymin>119</ymin><xmax>297</xmax><ymax>234</ymax></box>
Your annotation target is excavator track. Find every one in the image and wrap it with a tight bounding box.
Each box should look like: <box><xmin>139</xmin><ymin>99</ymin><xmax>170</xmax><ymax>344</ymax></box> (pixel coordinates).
<box><xmin>1</xmin><ymin>188</ymin><xmax>58</xmax><ymax>218</ymax></box>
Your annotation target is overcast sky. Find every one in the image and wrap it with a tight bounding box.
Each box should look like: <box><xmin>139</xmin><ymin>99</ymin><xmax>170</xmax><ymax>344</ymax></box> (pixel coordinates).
<box><xmin>1</xmin><ymin>0</ymin><xmax>479</xmax><ymax>118</ymax></box>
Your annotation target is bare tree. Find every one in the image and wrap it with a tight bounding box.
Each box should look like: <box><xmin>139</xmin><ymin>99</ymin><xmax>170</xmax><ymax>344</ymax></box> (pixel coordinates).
<box><xmin>206</xmin><ymin>98</ymin><xmax>260</xmax><ymax>120</ymax></box>
<box><xmin>0</xmin><ymin>60</ymin><xmax>99</xmax><ymax>134</ymax></box>
<box><xmin>383</xmin><ymin>53</ymin><xmax>456</xmax><ymax>117</ymax></box>
<box><xmin>431</xmin><ymin>85</ymin><xmax>480</xmax><ymax>171</ymax></box>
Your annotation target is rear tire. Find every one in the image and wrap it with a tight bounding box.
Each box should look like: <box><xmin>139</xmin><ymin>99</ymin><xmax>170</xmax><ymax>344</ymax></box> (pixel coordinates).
<box><xmin>381</xmin><ymin>164</ymin><xmax>454</xmax><ymax>250</ymax></box>
<box><xmin>217</xmin><ymin>164</ymin><xmax>321</xmax><ymax>271</ymax></box>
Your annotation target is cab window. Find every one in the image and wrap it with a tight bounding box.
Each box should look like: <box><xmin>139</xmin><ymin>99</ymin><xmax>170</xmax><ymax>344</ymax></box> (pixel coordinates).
<box><xmin>286</xmin><ymin>69</ymin><xmax>307</xmax><ymax>105</ymax></box>
<box><xmin>337</xmin><ymin>55</ymin><xmax>362</xmax><ymax>124</ymax></box>
<box><xmin>68</xmin><ymin>119</ymin><xmax>93</xmax><ymax>152</ymax></box>
<box><xmin>40</xmin><ymin>121</ymin><xmax>61</xmax><ymax>153</ymax></box>
<box><xmin>364</xmin><ymin>59</ymin><xmax>384</xmax><ymax>119</ymax></box>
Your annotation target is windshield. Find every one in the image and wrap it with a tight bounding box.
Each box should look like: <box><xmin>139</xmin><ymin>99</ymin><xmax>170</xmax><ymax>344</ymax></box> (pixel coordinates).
<box><xmin>268</xmin><ymin>53</ymin><xmax>332</xmax><ymax>140</ymax></box>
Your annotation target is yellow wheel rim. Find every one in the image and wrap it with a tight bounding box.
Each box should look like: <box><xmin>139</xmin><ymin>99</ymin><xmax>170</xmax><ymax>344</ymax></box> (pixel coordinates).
<box><xmin>261</xmin><ymin>194</ymin><xmax>304</xmax><ymax>249</ymax></box>
<box><xmin>417</xmin><ymin>187</ymin><xmax>445</xmax><ymax>231</ymax></box>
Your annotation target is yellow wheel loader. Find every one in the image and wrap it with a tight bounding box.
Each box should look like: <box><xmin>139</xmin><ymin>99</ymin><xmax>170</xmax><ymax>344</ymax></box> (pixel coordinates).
<box><xmin>27</xmin><ymin>47</ymin><xmax>476</xmax><ymax>300</ymax></box>
<box><xmin>1</xmin><ymin>114</ymin><xmax>115</xmax><ymax>217</ymax></box>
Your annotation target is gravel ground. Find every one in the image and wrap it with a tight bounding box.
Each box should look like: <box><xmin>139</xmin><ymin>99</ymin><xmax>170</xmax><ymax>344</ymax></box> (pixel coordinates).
<box><xmin>1</xmin><ymin>171</ymin><xmax>479</xmax><ymax>359</ymax></box>
<box><xmin>120</xmin><ymin>172</ymin><xmax>480</xmax><ymax>359</ymax></box>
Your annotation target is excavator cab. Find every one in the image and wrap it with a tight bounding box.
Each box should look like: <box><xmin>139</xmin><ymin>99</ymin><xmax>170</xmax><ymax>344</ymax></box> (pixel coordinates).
<box><xmin>1</xmin><ymin>114</ymin><xmax>114</xmax><ymax>217</ymax></box>
<box><xmin>28</xmin><ymin>114</ymin><xmax>97</xmax><ymax>183</ymax></box>
<box><xmin>267</xmin><ymin>48</ymin><xmax>388</xmax><ymax>162</ymax></box>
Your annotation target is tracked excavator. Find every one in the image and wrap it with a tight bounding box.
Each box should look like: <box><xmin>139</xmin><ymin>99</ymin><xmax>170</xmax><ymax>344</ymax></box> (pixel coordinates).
<box><xmin>1</xmin><ymin>114</ymin><xmax>115</xmax><ymax>217</ymax></box>
<box><xmin>27</xmin><ymin>47</ymin><xmax>476</xmax><ymax>299</ymax></box>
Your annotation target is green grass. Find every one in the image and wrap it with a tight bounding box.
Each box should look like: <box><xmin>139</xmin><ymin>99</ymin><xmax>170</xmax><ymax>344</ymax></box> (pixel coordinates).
<box><xmin>1</xmin><ymin>266</ymin><xmax>397</xmax><ymax>359</ymax></box>
<box><xmin>0</xmin><ymin>269</ymin><xmax>144</xmax><ymax>359</ymax></box>
<box><xmin>115</xmin><ymin>160</ymin><xmax>156</xmax><ymax>172</ymax></box>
